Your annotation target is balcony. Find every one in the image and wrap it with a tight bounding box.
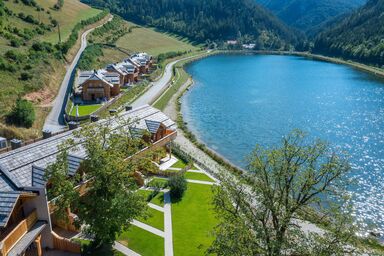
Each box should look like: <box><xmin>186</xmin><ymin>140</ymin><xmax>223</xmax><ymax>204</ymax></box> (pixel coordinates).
<box><xmin>0</xmin><ymin>209</ymin><xmax>47</xmax><ymax>256</ymax></box>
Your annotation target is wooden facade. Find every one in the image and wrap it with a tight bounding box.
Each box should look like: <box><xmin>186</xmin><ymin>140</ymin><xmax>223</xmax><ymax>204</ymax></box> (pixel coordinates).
<box><xmin>81</xmin><ymin>78</ymin><xmax>120</xmax><ymax>101</ymax></box>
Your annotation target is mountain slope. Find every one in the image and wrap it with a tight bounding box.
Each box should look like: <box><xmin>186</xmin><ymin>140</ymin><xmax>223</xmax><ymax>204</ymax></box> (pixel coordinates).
<box><xmin>313</xmin><ymin>0</ymin><xmax>384</xmax><ymax>66</ymax></box>
<box><xmin>0</xmin><ymin>0</ymin><xmax>104</xmax><ymax>139</ymax></box>
<box><xmin>82</xmin><ymin>0</ymin><xmax>300</xmax><ymax>50</ymax></box>
<box><xmin>255</xmin><ymin>0</ymin><xmax>365</xmax><ymax>33</ymax></box>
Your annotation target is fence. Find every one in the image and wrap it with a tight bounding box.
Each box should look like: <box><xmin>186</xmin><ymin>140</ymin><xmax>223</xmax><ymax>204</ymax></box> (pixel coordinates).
<box><xmin>52</xmin><ymin>232</ymin><xmax>81</xmax><ymax>253</ymax></box>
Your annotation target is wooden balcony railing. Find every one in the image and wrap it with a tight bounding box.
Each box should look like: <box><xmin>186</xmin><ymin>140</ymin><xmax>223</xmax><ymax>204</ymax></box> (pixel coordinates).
<box><xmin>52</xmin><ymin>232</ymin><xmax>81</xmax><ymax>253</ymax></box>
<box><xmin>0</xmin><ymin>210</ymin><xmax>38</xmax><ymax>256</ymax></box>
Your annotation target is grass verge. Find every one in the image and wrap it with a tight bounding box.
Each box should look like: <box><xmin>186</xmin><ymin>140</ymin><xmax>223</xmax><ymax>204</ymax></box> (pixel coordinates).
<box><xmin>172</xmin><ymin>183</ymin><xmax>218</xmax><ymax>256</ymax></box>
<box><xmin>69</xmin><ymin>104</ymin><xmax>101</xmax><ymax>116</ymax></box>
<box><xmin>138</xmin><ymin>190</ymin><xmax>165</xmax><ymax>207</ymax></box>
<box><xmin>184</xmin><ymin>172</ymin><xmax>214</xmax><ymax>182</ymax></box>
<box><xmin>118</xmin><ymin>225</ymin><xmax>164</xmax><ymax>256</ymax></box>
<box><xmin>138</xmin><ymin>207</ymin><xmax>164</xmax><ymax>231</ymax></box>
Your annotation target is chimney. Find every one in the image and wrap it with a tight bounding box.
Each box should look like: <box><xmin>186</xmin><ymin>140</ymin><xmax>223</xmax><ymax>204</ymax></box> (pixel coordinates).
<box><xmin>10</xmin><ymin>139</ymin><xmax>22</xmax><ymax>150</ymax></box>
<box><xmin>90</xmin><ymin>115</ymin><xmax>99</xmax><ymax>122</ymax></box>
<box><xmin>68</xmin><ymin>121</ymin><xmax>79</xmax><ymax>130</ymax></box>
<box><xmin>125</xmin><ymin>105</ymin><xmax>133</xmax><ymax>112</ymax></box>
<box><xmin>42</xmin><ymin>130</ymin><xmax>52</xmax><ymax>139</ymax></box>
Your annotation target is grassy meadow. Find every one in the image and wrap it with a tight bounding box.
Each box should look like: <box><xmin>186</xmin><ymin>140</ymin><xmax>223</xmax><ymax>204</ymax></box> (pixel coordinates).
<box><xmin>0</xmin><ymin>0</ymin><xmax>103</xmax><ymax>139</ymax></box>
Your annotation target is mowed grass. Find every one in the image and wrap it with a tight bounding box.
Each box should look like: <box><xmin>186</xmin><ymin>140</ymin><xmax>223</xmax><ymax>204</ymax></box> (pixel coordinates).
<box><xmin>76</xmin><ymin>239</ymin><xmax>124</xmax><ymax>256</ymax></box>
<box><xmin>118</xmin><ymin>225</ymin><xmax>164</xmax><ymax>256</ymax></box>
<box><xmin>138</xmin><ymin>207</ymin><xmax>164</xmax><ymax>231</ymax></box>
<box><xmin>172</xmin><ymin>183</ymin><xmax>218</xmax><ymax>256</ymax></box>
<box><xmin>116</xmin><ymin>22</ymin><xmax>198</xmax><ymax>56</ymax></box>
<box><xmin>69</xmin><ymin>104</ymin><xmax>101</xmax><ymax>116</ymax></box>
<box><xmin>137</xmin><ymin>190</ymin><xmax>165</xmax><ymax>207</ymax></box>
<box><xmin>184</xmin><ymin>171</ymin><xmax>214</xmax><ymax>182</ymax></box>
<box><xmin>171</xmin><ymin>159</ymin><xmax>187</xmax><ymax>169</ymax></box>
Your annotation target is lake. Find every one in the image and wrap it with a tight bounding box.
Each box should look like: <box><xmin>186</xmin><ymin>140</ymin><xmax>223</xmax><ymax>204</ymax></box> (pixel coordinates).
<box><xmin>182</xmin><ymin>54</ymin><xmax>384</xmax><ymax>235</ymax></box>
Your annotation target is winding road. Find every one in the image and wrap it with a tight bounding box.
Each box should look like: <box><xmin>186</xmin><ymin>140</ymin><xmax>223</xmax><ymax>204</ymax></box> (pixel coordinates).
<box><xmin>43</xmin><ymin>12</ymin><xmax>202</xmax><ymax>133</ymax></box>
<box><xmin>43</xmin><ymin>16</ymin><xmax>113</xmax><ymax>133</ymax></box>
<box><xmin>131</xmin><ymin>54</ymin><xmax>203</xmax><ymax>108</ymax></box>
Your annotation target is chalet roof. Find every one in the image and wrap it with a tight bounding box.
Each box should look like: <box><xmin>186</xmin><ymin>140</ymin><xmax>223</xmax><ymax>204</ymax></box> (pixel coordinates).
<box><xmin>77</xmin><ymin>70</ymin><xmax>120</xmax><ymax>89</ymax></box>
<box><xmin>0</xmin><ymin>192</ymin><xmax>20</xmax><ymax>227</ymax></box>
<box><xmin>132</xmin><ymin>52</ymin><xmax>152</xmax><ymax>61</ymax></box>
<box><xmin>0</xmin><ymin>104</ymin><xmax>175</xmax><ymax>188</ymax></box>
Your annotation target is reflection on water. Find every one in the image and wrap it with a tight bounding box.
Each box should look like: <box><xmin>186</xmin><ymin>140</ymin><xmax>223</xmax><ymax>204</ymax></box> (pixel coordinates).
<box><xmin>182</xmin><ymin>54</ymin><xmax>384</xmax><ymax>235</ymax></box>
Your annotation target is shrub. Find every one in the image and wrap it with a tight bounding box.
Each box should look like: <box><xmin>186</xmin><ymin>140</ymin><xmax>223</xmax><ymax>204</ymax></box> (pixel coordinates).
<box><xmin>6</xmin><ymin>99</ymin><xmax>36</xmax><ymax>128</ymax></box>
<box><xmin>10</xmin><ymin>39</ymin><xmax>22</xmax><ymax>47</ymax></box>
<box><xmin>167</xmin><ymin>175</ymin><xmax>187</xmax><ymax>201</ymax></box>
<box><xmin>19</xmin><ymin>72</ymin><xmax>32</xmax><ymax>80</ymax></box>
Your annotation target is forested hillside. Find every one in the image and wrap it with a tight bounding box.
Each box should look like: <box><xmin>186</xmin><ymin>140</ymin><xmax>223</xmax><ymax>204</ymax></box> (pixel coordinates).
<box><xmin>255</xmin><ymin>0</ymin><xmax>365</xmax><ymax>33</ymax></box>
<box><xmin>313</xmin><ymin>0</ymin><xmax>384</xmax><ymax>66</ymax></box>
<box><xmin>82</xmin><ymin>0</ymin><xmax>300</xmax><ymax>50</ymax></box>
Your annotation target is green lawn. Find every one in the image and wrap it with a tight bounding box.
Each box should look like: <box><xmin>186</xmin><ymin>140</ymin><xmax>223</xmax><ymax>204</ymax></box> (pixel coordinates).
<box><xmin>184</xmin><ymin>172</ymin><xmax>214</xmax><ymax>182</ymax></box>
<box><xmin>116</xmin><ymin>22</ymin><xmax>198</xmax><ymax>56</ymax></box>
<box><xmin>148</xmin><ymin>177</ymin><xmax>169</xmax><ymax>188</ymax></box>
<box><xmin>171</xmin><ymin>160</ymin><xmax>187</xmax><ymax>169</ymax></box>
<box><xmin>76</xmin><ymin>239</ymin><xmax>124</xmax><ymax>256</ymax></box>
<box><xmin>70</xmin><ymin>104</ymin><xmax>101</xmax><ymax>116</ymax></box>
<box><xmin>118</xmin><ymin>226</ymin><xmax>164</xmax><ymax>256</ymax></box>
<box><xmin>137</xmin><ymin>190</ymin><xmax>165</xmax><ymax>207</ymax></box>
<box><xmin>138</xmin><ymin>207</ymin><xmax>164</xmax><ymax>231</ymax></box>
<box><xmin>172</xmin><ymin>183</ymin><xmax>218</xmax><ymax>256</ymax></box>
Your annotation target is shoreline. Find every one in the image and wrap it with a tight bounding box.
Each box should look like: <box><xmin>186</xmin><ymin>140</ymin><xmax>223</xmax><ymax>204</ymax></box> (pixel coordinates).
<box><xmin>165</xmin><ymin>49</ymin><xmax>384</xmax><ymax>177</ymax></box>
<box><xmin>157</xmin><ymin>50</ymin><xmax>384</xmax><ymax>249</ymax></box>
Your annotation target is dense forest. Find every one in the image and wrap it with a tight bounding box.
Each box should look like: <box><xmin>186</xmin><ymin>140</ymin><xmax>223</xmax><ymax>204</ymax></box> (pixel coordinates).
<box><xmin>82</xmin><ymin>0</ymin><xmax>300</xmax><ymax>50</ymax></box>
<box><xmin>255</xmin><ymin>0</ymin><xmax>365</xmax><ymax>33</ymax></box>
<box><xmin>313</xmin><ymin>0</ymin><xmax>384</xmax><ymax>66</ymax></box>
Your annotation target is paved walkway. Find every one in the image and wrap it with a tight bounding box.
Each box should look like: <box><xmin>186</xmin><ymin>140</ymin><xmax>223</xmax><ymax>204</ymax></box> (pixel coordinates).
<box><xmin>113</xmin><ymin>241</ymin><xmax>141</xmax><ymax>256</ymax></box>
<box><xmin>148</xmin><ymin>203</ymin><xmax>164</xmax><ymax>212</ymax></box>
<box><xmin>131</xmin><ymin>220</ymin><xmax>165</xmax><ymax>237</ymax></box>
<box><xmin>159</xmin><ymin>155</ymin><xmax>178</xmax><ymax>170</ymax></box>
<box><xmin>43</xmin><ymin>15</ymin><xmax>113</xmax><ymax>132</ymax></box>
<box><xmin>163</xmin><ymin>191</ymin><xmax>174</xmax><ymax>256</ymax></box>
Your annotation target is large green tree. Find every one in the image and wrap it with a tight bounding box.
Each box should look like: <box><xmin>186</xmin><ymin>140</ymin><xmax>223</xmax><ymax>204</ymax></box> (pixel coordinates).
<box><xmin>46</xmin><ymin>118</ymin><xmax>153</xmax><ymax>246</ymax></box>
<box><xmin>209</xmin><ymin>130</ymin><xmax>360</xmax><ymax>255</ymax></box>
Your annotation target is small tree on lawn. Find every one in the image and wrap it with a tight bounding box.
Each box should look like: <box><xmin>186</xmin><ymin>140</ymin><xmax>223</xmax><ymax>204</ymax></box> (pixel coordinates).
<box><xmin>46</xmin><ymin>117</ymin><xmax>150</xmax><ymax>247</ymax></box>
<box><xmin>6</xmin><ymin>98</ymin><xmax>35</xmax><ymax>128</ymax></box>
<box><xmin>209</xmin><ymin>130</ymin><xmax>360</xmax><ymax>256</ymax></box>
<box><xmin>168</xmin><ymin>174</ymin><xmax>187</xmax><ymax>201</ymax></box>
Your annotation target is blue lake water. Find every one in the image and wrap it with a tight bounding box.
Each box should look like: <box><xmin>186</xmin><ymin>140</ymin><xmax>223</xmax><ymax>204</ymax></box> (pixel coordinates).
<box><xmin>182</xmin><ymin>54</ymin><xmax>384</xmax><ymax>234</ymax></box>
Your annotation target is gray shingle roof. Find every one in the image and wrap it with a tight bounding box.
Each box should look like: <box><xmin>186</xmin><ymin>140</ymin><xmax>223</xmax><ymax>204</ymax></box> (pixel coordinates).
<box><xmin>0</xmin><ymin>105</ymin><xmax>176</xmax><ymax>227</ymax></box>
<box><xmin>0</xmin><ymin>105</ymin><xmax>175</xmax><ymax>187</ymax></box>
<box><xmin>0</xmin><ymin>192</ymin><xmax>20</xmax><ymax>227</ymax></box>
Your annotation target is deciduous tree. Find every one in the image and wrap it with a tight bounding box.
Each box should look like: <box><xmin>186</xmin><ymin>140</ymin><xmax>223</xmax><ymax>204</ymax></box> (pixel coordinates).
<box><xmin>209</xmin><ymin>130</ymin><xmax>359</xmax><ymax>255</ymax></box>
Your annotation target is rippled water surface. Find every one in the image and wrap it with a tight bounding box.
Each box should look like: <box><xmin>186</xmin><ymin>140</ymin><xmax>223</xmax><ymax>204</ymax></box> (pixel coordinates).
<box><xmin>182</xmin><ymin>54</ymin><xmax>384</xmax><ymax>234</ymax></box>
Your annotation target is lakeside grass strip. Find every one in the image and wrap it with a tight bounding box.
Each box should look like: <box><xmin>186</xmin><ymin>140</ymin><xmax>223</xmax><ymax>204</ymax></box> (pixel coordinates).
<box><xmin>172</xmin><ymin>183</ymin><xmax>218</xmax><ymax>256</ymax></box>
